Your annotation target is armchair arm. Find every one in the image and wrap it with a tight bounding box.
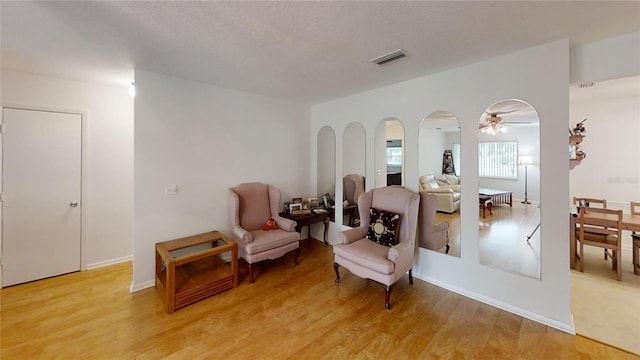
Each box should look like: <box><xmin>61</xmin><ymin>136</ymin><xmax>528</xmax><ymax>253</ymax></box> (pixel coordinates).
<box><xmin>422</xmin><ymin>188</ymin><xmax>454</xmax><ymax>194</ymax></box>
<box><xmin>231</xmin><ymin>225</ymin><xmax>252</xmax><ymax>243</ymax></box>
<box><xmin>337</xmin><ymin>226</ymin><xmax>367</xmax><ymax>245</ymax></box>
<box><xmin>273</xmin><ymin>215</ymin><xmax>297</xmax><ymax>232</ymax></box>
<box><xmin>387</xmin><ymin>238</ymin><xmax>414</xmax><ymax>262</ymax></box>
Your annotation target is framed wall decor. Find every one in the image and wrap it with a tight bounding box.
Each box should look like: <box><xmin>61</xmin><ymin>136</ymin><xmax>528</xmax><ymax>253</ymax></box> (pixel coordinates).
<box><xmin>323</xmin><ymin>193</ymin><xmax>334</xmax><ymax>209</ymax></box>
<box><xmin>289</xmin><ymin>203</ymin><xmax>303</xmax><ymax>213</ymax></box>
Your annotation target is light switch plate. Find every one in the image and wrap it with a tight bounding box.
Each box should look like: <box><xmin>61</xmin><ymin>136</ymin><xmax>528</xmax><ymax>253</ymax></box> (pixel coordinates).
<box><xmin>165</xmin><ymin>184</ymin><xmax>178</xmax><ymax>195</ymax></box>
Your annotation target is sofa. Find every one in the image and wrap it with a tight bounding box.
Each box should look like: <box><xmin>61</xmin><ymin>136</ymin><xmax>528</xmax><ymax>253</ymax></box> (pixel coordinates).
<box><xmin>418</xmin><ymin>174</ymin><xmax>461</xmax><ymax>213</ymax></box>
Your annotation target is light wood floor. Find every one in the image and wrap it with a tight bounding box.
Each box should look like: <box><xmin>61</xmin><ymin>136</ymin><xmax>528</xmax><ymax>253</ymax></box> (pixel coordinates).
<box><xmin>2</xmin><ymin>239</ymin><xmax>638</xmax><ymax>359</ymax></box>
<box><xmin>478</xmin><ymin>201</ymin><xmax>541</xmax><ymax>278</ymax></box>
<box><xmin>437</xmin><ymin>204</ymin><xmax>640</xmax><ymax>355</ymax></box>
<box><xmin>571</xmin><ymin>237</ymin><xmax>640</xmax><ymax>355</ymax></box>
<box><xmin>434</xmin><ymin>201</ymin><xmax>541</xmax><ymax>279</ymax></box>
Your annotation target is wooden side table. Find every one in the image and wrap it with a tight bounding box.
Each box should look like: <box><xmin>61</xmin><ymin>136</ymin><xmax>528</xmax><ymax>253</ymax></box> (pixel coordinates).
<box><xmin>280</xmin><ymin>212</ymin><xmax>329</xmax><ymax>244</ymax></box>
<box><xmin>155</xmin><ymin>231</ymin><xmax>238</xmax><ymax>313</ymax></box>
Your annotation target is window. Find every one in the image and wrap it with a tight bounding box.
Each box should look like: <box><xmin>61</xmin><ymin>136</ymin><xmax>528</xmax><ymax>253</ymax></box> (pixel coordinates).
<box><xmin>478</xmin><ymin>140</ymin><xmax>517</xmax><ymax>179</ymax></box>
<box><xmin>386</xmin><ymin>139</ymin><xmax>402</xmax><ymax>165</ymax></box>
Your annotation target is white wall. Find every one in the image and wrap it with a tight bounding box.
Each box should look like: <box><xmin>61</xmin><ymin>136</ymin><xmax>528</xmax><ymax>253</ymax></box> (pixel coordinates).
<box><xmin>569</xmin><ymin>79</ymin><xmax>640</xmax><ymax>210</ymax></box>
<box><xmin>569</xmin><ymin>31</ymin><xmax>640</xmax><ymax>212</ymax></box>
<box><xmin>342</xmin><ymin>122</ymin><xmax>366</xmax><ymax>177</ymax></box>
<box><xmin>311</xmin><ymin>40</ymin><xmax>572</xmax><ymax>332</ymax></box>
<box><xmin>571</xmin><ymin>32</ymin><xmax>640</xmax><ymax>84</ymax></box>
<box><xmin>1</xmin><ymin>71</ymin><xmax>134</xmax><ymax>269</ymax></box>
<box><xmin>418</xmin><ymin>128</ymin><xmax>446</xmax><ymax>176</ymax></box>
<box><xmin>317</xmin><ymin>126</ymin><xmax>336</xmax><ymax>197</ymax></box>
<box><xmin>132</xmin><ymin>70</ymin><xmax>310</xmax><ymax>290</ymax></box>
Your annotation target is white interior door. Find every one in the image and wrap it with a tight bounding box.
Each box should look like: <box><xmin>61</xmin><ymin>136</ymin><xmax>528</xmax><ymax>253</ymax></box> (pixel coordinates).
<box><xmin>2</xmin><ymin>108</ymin><xmax>82</xmax><ymax>287</ymax></box>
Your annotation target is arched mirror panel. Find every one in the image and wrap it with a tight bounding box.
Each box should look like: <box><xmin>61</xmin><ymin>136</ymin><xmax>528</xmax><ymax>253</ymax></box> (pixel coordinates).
<box><xmin>477</xmin><ymin>99</ymin><xmax>541</xmax><ymax>279</ymax></box>
<box><xmin>374</xmin><ymin>118</ymin><xmax>405</xmax><ymax>188</ymax></box>
<box><xmin>418</xmin><ymin>111</ymin><xmax>461</xmax><ymax>257</ymax></box>
<box><xmin>342</xmin><ymin>123</ymin><xmax>366</xmax><ymax>227</ymax></box>
<box><xmin>317</xmin><ymin>126</ymin><xmax>336</xmax><ymax>221</ymax></box>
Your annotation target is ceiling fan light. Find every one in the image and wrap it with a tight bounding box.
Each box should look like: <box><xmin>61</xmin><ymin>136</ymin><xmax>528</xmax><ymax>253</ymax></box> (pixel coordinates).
<box><xmin>479</xmin><ymin>118</ymin><xmax>505</xmax><ymax>136</ymax></box>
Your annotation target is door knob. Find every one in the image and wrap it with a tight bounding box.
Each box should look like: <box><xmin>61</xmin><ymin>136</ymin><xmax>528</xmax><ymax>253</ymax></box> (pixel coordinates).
<box><xmin>70</xmin><ymin>202</ymin><xmax>79</xmax><ymax>207</ymax></box>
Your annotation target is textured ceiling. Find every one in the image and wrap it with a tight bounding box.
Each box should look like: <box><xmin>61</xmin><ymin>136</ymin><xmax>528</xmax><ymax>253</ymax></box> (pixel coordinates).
<box><xmin>2</xmin><ymin>1</ymin><xmax>639</xmax><ymax>104</ymax></box>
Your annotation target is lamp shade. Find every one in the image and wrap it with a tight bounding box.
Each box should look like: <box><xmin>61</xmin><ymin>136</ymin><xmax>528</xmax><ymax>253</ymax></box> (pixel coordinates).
<box><xmin>519</xmin><ymin>155</ymin><xmax>532</xmax><ymax>165</ymax></box>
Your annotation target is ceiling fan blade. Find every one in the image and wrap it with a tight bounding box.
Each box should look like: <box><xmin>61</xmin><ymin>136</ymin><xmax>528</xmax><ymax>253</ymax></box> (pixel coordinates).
<box><xmin>485</xmin><ymin>109</ymin><xmax>518</xmax><ymax>116</ymax></box>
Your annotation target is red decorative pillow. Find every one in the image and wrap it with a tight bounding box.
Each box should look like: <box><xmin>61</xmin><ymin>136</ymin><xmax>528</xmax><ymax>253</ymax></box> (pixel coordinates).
<box><xmin>367</xmin><ymin>208</ymin><xmax>401</xmax><ymax>247</ymax></box>
<box><xmin>262</xmin><ymin>218</ymin><xmax>279</xmax><ymax>231</ymax></box>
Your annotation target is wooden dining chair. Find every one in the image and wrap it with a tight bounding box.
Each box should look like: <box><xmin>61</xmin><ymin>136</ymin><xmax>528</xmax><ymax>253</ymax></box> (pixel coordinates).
<box><xmin>576</xmin><ymin>207</ymin><xmax>623</xmax><ymax>281</ymax></box>
<box><xmin>631</xmin><ymin>201</ymin><xmax>640</xmax><ymax>275</ymax></box>
<box><xmin>573</xmin><ymin>197</ymin><xmax>607</xmax><ymax>210</ymax></box>
<box><xmin>573</xmin><ymin>197</ymin><xmax>609</xmax><ymax>259</ymax></box>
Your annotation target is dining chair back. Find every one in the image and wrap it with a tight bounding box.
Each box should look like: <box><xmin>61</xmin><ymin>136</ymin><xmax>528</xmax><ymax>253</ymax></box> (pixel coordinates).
<box><xmin>574</xmin><ymin>197</ymin><xmax>608</xmax><ymax>259</ymax></box>
<box><xmin>573</xmin><ymin>197</ymin><xmax>607</xmax><ymax>211</ymax></box>
<box><xmin>576</xmin><ymin>207</ymin><xmax>623</xmax><ymax>281</ymax></box>
<box><xmin>631</xmin><ymin>202</ymin><xmax>640</xmax><ymax>275</ymax></box>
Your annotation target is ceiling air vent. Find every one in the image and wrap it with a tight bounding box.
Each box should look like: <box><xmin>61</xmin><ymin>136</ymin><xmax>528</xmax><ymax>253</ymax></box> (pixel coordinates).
<box><xmin>369</xmin><ymin>49</ymin><xmax>407</xmax><ymax>65</ymax></box>
<box><xmin>578</xmin><ymin>82</ymin><xmax>594</xmax><ymax>89</ymax></box>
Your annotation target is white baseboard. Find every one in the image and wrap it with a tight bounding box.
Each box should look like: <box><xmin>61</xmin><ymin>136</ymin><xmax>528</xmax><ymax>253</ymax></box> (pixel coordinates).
<box><xmin>413</xmin><ymin>272</ymin><xmax>575</xmax><ymax>335</ymax></box>
<box><xmin>86</xmin><ymin>255</ymin><xmax>133</xmax><ymax>270</ymax></box>
<box><xmin>130</xmin><ymin>279</ymin><xmax>155</xmax><ymax>293</ymax></box>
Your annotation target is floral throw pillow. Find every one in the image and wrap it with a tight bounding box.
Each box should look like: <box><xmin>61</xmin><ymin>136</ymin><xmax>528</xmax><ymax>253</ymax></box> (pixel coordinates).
<box><xmin>367</xmin><ymin>208</ymin><xmax>401</xmax><ymax>247</ymax></box>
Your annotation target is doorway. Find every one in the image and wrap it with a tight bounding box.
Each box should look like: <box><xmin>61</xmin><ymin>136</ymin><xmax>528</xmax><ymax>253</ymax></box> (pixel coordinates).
<box><xmin>2</xmin><ymin>108</ymin><xmax>82</xmax><ymax>287</ymax></box>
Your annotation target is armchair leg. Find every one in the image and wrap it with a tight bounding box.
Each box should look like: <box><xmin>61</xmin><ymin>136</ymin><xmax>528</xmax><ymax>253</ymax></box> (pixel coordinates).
<box><xmin>248</xmin><ymin>263</ymin><xmax>255</xmax><ymax>284</ymax></box>
<box><xmin>294</xmin><ymin>247</ymin><xmax>300</xmax><ymax>266</ymax></box>
<box><xmin>408</xmin><ymin>269</ymin><xmax>413</xmax><ymax>285</ymax></box>
<box><xmin>445</xmin><ymin>244</ymin><xmax>450</xmax><ymax>254</ymax></box>
<box><xmin>334</xmin><ymin>263</ymin><xmax>341</xmax><ymax>284</ymax></box>
<box><xmin>385</xmin><ymin>285</ymin><xmax>393</xmax><ymax>310</ymax></box>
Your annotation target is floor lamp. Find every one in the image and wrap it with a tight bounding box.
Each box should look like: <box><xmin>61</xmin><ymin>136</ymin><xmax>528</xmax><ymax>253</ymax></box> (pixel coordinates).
<box><xmin>519</xmin><ymin>155</ymin><xmax>532</xmax><ymax>204</ymax></box>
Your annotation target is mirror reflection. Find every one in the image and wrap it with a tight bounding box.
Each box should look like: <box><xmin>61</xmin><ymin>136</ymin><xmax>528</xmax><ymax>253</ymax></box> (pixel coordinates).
<box><xmin>374</xmin><ymin>118</ymin><xmax>405</xmax><ymax>188</ymax></box>
<box><xmin>317</xmin><ymin>126</ymin><xmax>336</xmax><ymax>221</ymax></box>
<box><xmin>342</xmin><ymin>123</ymin><xmax>366</xmax><ymax>227</ymax></box>
<box><xmin>418</xmin><ymin>111</ymin><xmax>461</xmax><ymax>256</ymax></box>
<box><xmin>477</xmin><ymin>99</ymin><xmax>541</xmax><ymax>278</ymax></box>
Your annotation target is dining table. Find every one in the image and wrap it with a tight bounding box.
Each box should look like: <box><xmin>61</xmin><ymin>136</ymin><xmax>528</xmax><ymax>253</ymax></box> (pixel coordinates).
<box><xmin>569</xmin><ymin>209</ymin><xmax>640</xmax><ymax>269</ymax></box>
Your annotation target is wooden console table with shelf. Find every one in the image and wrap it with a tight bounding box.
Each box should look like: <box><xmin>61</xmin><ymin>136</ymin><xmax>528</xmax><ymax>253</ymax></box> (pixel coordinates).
<box><xmin>155</xmin><ymin>231</ymin><xmax>238</xmax><ymax>313</ymax></box>
<box><xmin>280</xmin><ymin>211</ymin><xmax>329</xmax><ymax>244</ymax></box>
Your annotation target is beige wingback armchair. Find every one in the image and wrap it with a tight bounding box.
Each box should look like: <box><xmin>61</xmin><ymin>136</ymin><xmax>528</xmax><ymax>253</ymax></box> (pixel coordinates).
<box><xmin>333</xmin><ymin>186</ymin><xmax>420</xmax><ymax>310</ymax></box>
<box><xmin>343</xmin><ymin>174</ymin><xmax>365</xmax><ymax>205</ymax></box>
<box><xmin>229</xmin><ymin>182</ymin><xmax>300</xmax><ymax>284</ymax></box>
<box><xmin>418</xmin><ymin>192</ymin><xmax>450</xmax><ymax>253</ymax></box>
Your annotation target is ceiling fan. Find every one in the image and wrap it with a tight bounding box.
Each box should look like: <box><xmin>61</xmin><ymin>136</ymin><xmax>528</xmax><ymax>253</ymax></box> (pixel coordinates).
<box><xmin>479</xmin><ymin>110</ymin><xmax>532</xmax><ymax>135</ymax></box>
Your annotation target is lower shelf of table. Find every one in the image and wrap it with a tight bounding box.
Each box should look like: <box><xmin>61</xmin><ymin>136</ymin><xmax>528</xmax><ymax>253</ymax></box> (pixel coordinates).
<box><xmin>156</xmin><ymin>256</ymin><xmax>236</xmax><ymax>312</ymax></box>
